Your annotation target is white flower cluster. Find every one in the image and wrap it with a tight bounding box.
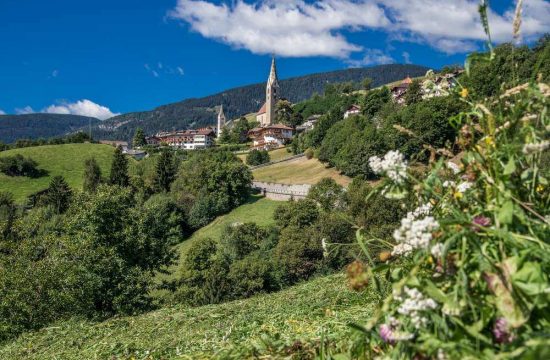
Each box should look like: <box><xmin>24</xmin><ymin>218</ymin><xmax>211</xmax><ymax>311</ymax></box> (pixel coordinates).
<box><xmin>368</xmin><ymin>150</ymin><xmax>408</xmax><ymax>184</ymax></box>
<box><xmin>523</xmin><ymin>140</ymin><xmax>550</xmax><ymax>155</ymax></box>
<box><xmin>446</xmin><ymin>161</ymin><xmax>460</xmax><ymax>174</ymax></box>
<box><xmin>457</xmin><ymin>181</ymin><xmax>473</xmax><ymax>193</ymax></box>
<box><xmin>430</xmin><ymin>243</ymin><xmax>444</xmax><ymax>258</ymax></box>
<box><xmin>392</xmin><ymin>204</ymin><xmax>439</xmax><ymax>257</ymax></box>
<box><xmin>394</xmin><ymin>287</ymin><xmax>438</xmax><ymax>328</ymax></box>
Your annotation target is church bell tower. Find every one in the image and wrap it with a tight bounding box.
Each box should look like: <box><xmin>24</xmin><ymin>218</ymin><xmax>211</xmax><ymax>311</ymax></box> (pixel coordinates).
<box><xmin>265</xmin><ymin>56</ymin><xmax>280</xmax><ymax>126</ymax></box>
<box><xmin>217</xmin><ymin>104</ymin><xmax>226</xmax><ymax>137</ymax></box>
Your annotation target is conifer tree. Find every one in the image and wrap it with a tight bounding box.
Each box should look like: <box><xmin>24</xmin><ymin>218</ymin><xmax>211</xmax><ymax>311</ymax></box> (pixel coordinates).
<box><xmin>154</xmin><ymin>149</ymin><xmax>176</xmax><ymax>192</ymax></box>
<box><xmin>218</xmin><ymin>127</ymin><xmax>231</xmax><ymax>144</ymax></box>
<box><xmin>83</xmin><ymin>158</ymin><xmax>102</xmax><ymax>193</ymax></box>
<box><xmin>133</xmin><ymin>127</ymin><xmax>147</xmax><ymax>148</ymax></box>
<box><xmin>45</xmin><ymin>175</ymin><xmax>72</xmax><ymax>214</ymax></box>
<box><xmin>405</xmin><ymin>79</ymin><xmax>423</xmax><ymax>105</ymax></box>
<box><xmin>109</xmin><ymin>146</ymin><xmax>129</xmax><ymax>187</ymax></box>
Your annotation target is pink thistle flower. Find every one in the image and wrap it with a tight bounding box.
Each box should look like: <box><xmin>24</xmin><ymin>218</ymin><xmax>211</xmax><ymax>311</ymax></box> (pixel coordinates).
<box><xmin>379</xmin><ymin>324</ymin><xmax>395</xmax><ymax>345</ymax></box>
<box><xmin>472</xmin><ymin>216</ymin><xmax>491</xmax><ymax>231</ymax></box>
<box><xmin>493</xmin><ymin>318</ymin><xmax>515</xmax><ymax>344</ymax></box>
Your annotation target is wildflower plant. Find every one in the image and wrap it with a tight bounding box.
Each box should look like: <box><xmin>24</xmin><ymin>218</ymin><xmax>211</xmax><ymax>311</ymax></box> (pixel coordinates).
<box><xmin>350</xmin><ymin>69</ymin><xmax>549</xmax><ymax>359</ymax></box>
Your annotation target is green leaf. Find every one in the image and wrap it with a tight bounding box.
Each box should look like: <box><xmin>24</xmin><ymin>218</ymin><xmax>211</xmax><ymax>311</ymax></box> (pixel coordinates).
<box><xmin>503</xmin><ymin>157</ymin><xmax>516</xmax><ymax>175</ymax></box>
<box><xmin>497</xmin><ymin>200</ymin><xmax>514</xmax><ymax>225</ymax></box>
<box><xmin>512</xmin><ymin>261</ymin><xmax>550</xmax><ymax>308</ymax></box>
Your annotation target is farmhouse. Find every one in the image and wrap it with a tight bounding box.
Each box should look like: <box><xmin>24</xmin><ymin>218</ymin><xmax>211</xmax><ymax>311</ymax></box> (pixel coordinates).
<box><xmin>391</xmin><ymin>76</ymin><xmax>413</xmax><ymax>104</ymax></box>
<box><xmin>248</xmin><ymin>124</ymin><xmax>293</xmax><ymax>150</ymax></box>
<box><xmin>344</xmin><ymin>104</ymin><xmax>361</xmax><ymax>118</ymax></box>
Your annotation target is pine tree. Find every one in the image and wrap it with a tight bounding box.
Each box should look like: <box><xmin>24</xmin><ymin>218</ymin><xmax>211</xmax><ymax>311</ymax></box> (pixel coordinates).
<box><xmin>45</xmin><ymin>175</ymin><xmax>72</xmax><ymax>214</ymax></box>
<box><xmin>109</xmin><ymin>146</ymin><xmax>129</xmax><ymax>187</ymax></box>
<box><xmin>154</xmin><ymin>149</ymin><xmax>176</xmax><ymax>192</ymax></box>
<box><xmin>405</xmin><ymin>79</ymin><xmax>423</xmax><ymax>105</ymax></box>
<box><xmin>83</xmin><ymin>158</ymin><xmax>102</xmax><ymax>193</ymax></box>
<box><xmin>218</xmin><ymin>127</ymin><xmax>231</xmax><ymax>144</ymax></box>
<box><xmin>133</xmin><ymin>127</ymin><xmax>147</xmax><ymax>148</ymax></box>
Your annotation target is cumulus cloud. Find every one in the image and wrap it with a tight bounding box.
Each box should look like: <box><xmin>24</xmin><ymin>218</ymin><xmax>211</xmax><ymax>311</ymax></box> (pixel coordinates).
<box><xmin>170</xmin><ymin>0</ymin><xmax>550</xmax><ymax>56</ymax></box>
<box><xmin>347</xmin><ymin>49</ymin><xmax>394</xmax><ymax>67</ymax></box>
<box><xmin>43</xmin><ymin>100</ymin><xmax>119</xmax><ymax>120</ymax></box>
<box><xmin>15</xmin><ymin>100</ymin><xmax>118</xmax><ymax>120</ymax></box>
<box><xmin>170</xmin><ymin>0</ymin><xmax>389</xmax><ymax>58</ymax></box>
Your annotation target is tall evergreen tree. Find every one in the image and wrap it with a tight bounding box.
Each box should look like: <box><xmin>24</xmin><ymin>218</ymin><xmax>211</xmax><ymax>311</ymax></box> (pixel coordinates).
<box><xmin>133</xmin><ymin>127</ymin><xmax>147</xmax><ymax>148</ymax></box>
<box><xmin>83</xmin><ymin>158</ymin><xmax>102</xmax><ymax>193</ymax></box>
<box><xmin>218</xmin><ymin>127</ymin><xmax>231</xmax><ymax>144</ymax></box>
<box><xmin>405</xmin><ymin>79</ymin><xmax>423</xmax><ymax>105</ymax></box>
<box><xmin>109</xmin><ymin>146</ymin><xmax>129</xmax><ymax>187</ymax></box>
<box><xmin>45</xmin><ymin>175</ymin><xmax>72</xmax><ymax>214</ymax></box>
<box><xmin>154</xmin><ymin>149</ymin><xmax>176</xmax><ymax>192</ymax></box>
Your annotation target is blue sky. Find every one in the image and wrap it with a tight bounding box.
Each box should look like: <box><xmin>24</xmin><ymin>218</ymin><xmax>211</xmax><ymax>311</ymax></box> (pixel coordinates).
<box><xmin>0</xmin><ymin>0</ymin><xmax>548</xmax><ymax>119</ymax></box>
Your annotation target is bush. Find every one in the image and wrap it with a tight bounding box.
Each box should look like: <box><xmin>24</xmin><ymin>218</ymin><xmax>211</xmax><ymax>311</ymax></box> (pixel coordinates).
<box><xmin>246</xmin><ymin>149</ymin><xmax>270</xmax><ymax>166</ymax></box>
<box><xmin>219</xmin><ymin>222</ymin><xmax>268</xmax><ymax>261</ymax></box>
<box><xmin>228</xmin><ymin>254</ymin><xmax>280</xmax><ymax>299</ymax></box>
<box><xmin>274</xmin><ymin>226</ymin><xmax>324</xmax><ymax>284</ymax></box>
<box><xmin>304</xmin><ymin>148</ymin><xmax>314</xmax><ymax>159</ymax></box>
<box><xmin>0</xmin><ymin>154</ymin><xmax>43</xmax><ymax>178</ymax></box>
<box><xmin>273</xmin><ymin>199</ymin><xmax>319</xmax><ymax>229</ymax></box>
<box><xmin>307</xmin><ymin>177</ymin><xmax>344</xmax><ymax>211</ymax></box>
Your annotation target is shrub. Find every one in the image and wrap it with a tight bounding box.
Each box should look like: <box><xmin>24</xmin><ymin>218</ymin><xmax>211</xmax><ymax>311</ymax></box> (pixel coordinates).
<box><xmin>273</xmin><ymin>198</ymin><xmax>319</xmax><ymax>229</ymax></box>
<box><xmin>246</xmin><ymin>149</ymin><xmax>270</xmax><ymax>166</ymax></box>
<box><xmin>307</xmin><ymin>177</ymin><xmax>344</xmax><ymax>211</ymax></box>
<box><xmin>274</xmin><ymin>226</ymin><xmax>324</xmax><ymax>284</ymax></box>
<box><xmin>304</xmin><ymin>148</ymin><xmax>314</xmax><ymax>159</ymax></box>
<box><xmin>219</xmin><ymin>222</ymin><xmax>268</xmax><ymax>261</ymax></box>
<box><xmin>0</xmin><ymin>154</ymin><xmax>42</xmax><ymax>178</ymax></box>
<box><xmin>228</xmin><ymin>254</ymin><xmax>280</xmax><ymax>299</ymax></box>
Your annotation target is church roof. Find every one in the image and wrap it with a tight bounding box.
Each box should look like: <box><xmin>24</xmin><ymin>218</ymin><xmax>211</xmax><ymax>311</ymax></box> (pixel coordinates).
<box><xmin>257</xmin><ymin>102</ymin><xmax>267</xmax><ymax>115</ymax></box>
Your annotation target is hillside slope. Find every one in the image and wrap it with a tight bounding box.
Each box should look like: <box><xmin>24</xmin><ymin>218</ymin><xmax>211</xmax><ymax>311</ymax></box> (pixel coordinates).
<box><xmin>0</xmin><ymin>143</ymin><xmax>115</xmax><ymax>203</ymax></box>
<box><xmin>0</xmin><ymin>114</ymin><xmax>100</xmax><ymax>143</ymax></box>
<box><xmin>0</xmin><ymin>274</ymin><xmax>377</xmax><ymax>359</ymax></box>
<box><xmin>96</xmin><ymin>64</ymin><xmax>430</xmax><ymax>141</ymax></box>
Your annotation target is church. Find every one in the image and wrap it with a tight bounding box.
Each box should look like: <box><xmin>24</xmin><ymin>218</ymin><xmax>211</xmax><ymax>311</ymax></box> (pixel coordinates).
<box><xmin>249</xmin><ymin>57</ymin><xmax>293</xmax><ymax>149</ymax></box>
<box><xmin>256</xmin><ymin>57</ymin><xmax>280</xmax><ymax>126</ymax></box>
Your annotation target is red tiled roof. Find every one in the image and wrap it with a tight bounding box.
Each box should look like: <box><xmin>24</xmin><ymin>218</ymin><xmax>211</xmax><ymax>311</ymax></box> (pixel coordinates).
<box><xmin>257</xmin><ymin>102</ymin><xmax>267</xmax><ymax>114</ymax></box>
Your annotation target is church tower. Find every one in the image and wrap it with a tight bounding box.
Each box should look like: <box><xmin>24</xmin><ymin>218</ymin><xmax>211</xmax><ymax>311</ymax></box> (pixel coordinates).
<box><xmin>217</xmin><ymin>105</ymin><xmax>226</xmax><ymax>137</ymax></box>
<box><xmin>264</xmin><ymin>56</ymin><xmax>280</xmax><ymax>126</ymax></box>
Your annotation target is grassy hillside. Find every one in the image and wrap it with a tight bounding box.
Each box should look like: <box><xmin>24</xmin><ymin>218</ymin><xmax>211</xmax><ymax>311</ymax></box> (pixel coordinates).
<box><xmin>0</xmin><ymin>274</ymin><xmax>377</xmax><ymax>359</ymax></box>
<box><xmin>253</xmin><ymin>157</ymin><xmax>351</xmax><ymax>186</ymax></box>
<box><xmin>0</xmin><ymin>143</ymin><xmax>115</xmax><ymax>203</ymax></box>
<box><xmin>237</xmin><ymin>147</ymin><xmax>293</xmax><ymax>163</ymax></box>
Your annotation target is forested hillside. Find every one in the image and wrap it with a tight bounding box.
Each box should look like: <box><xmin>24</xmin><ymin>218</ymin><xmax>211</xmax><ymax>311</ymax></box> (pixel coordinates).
<box><xmin>95</xmin><ymin>64</ymin><xmax>430</xmax><ymax>141</ymax></box>
<box><xmin>0</xmin><ymin>114</ymin><xmax>99</xmax><ymax>143</ymax></box>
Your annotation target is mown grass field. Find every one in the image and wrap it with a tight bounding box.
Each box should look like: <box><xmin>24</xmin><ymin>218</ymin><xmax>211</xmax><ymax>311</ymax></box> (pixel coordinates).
<box><xmin>0</xmin><ymin>143</ymin><xmax>115</xmax><ymax>203</ymax></box>
<box><xmin>0</xmin><ymin>274</ymin><xmax>378</xmax><ymax>359</ymax></box>
<box><xmin>252</xmin><ymin>157</ymin><xmax>351</xmax><ymax>186</ymax></box>
<box><xmin>236</xmin><ymin>146</ymin><xmax>293</xmax><ymax>163</ymax></box>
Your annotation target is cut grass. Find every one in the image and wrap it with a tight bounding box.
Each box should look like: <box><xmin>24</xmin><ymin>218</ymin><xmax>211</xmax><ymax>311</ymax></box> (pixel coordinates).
<box><xmin>252</xmin><ymin>157</ymin><xmax>351</xmax><ymax>186</ymax></box>
<box><xmin>0</xmin><ymin>274</ymin><xmax>378</xmax><ymax>359</ymax></box>
<box><xmin>236</xmin><ymin>146</ymin><xmax>293</xmax><ymax>163</ymax></box>
<box><xmin>0</xmin><ymin>143</ymin><xmax>115</xmax><ymax>203</ymax></box>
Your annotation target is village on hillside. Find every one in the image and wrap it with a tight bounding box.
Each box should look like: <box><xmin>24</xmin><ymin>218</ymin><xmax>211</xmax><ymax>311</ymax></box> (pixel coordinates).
<box><xmin>102</xmin><ymin>58</ymin><xmax>463</xmax><ymax>158</ymax></box>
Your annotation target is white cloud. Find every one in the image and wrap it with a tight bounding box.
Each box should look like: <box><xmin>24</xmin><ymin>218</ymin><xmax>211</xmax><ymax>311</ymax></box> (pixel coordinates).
<box><xmin>170</xmin><ymin>0</ymin><xmax>389</xmax><ymax>58</ymax></box>
<box><xmin>347</xmin><ymin>49</ymin><xmax>394</xmax><ymax>67</ymax></box>
<box><xmin>0</xmin><ymin>109</ymin><xmax>6</xmax><ymax>115</ymax></box>
<box><xmin>15</xmin><ymin>100</ymin><xmax>118</xmax><ymax>120</ymax></box>
<box><xmin>170</xmin><ymin>0</ymin><xmax>550</xmax><ymax>56</ymax></box>
<box><xmin>16</xmin><ymin>106</ymin><xmax>35</xmax><ymax>115</ymax></box>
<box><xmin>43</xmin><ymin>100</ymin><xmax>119</xmax><ymax>120</ymax></box>
<box><xmin>177</xmin><ymin>66</ymin><xmax>185</xmax><ymax>76</ymax></box>
<box><xmin>402</xmin><ymin>51</ymin><xmax>411</xmax><ymax>64</ymax></box>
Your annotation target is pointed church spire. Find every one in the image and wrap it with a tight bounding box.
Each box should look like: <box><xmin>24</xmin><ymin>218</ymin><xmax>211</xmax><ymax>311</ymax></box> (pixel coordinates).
<box><xmin>268</xmin><ymin>55</ymin><xmax>279</xmax><ymax>87</ymax></box>
<box><xmin>217</xmin><ymin>104</ymin><xmax>226</xmax><ymax>137</ymax></box>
